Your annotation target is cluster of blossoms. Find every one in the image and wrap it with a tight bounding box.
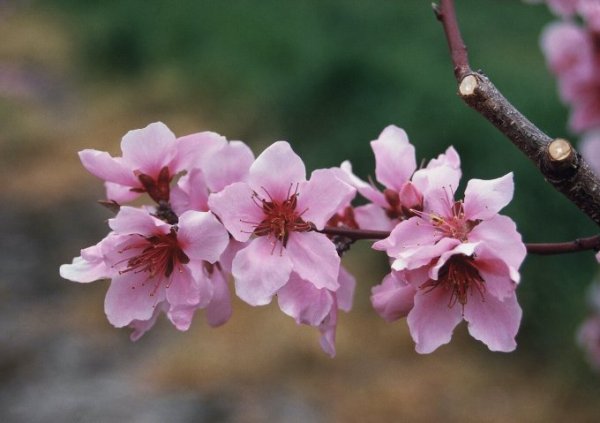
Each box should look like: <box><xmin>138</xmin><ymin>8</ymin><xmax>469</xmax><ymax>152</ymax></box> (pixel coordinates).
<box><xmin>61</xmin><ymin>122</ymin><xmax>526</xmax><ymax>355</ymax></box>
<box><xmin>539</xmin><ymin>0</ymin><xmax>600</xmax><ymax>172</ymax></box>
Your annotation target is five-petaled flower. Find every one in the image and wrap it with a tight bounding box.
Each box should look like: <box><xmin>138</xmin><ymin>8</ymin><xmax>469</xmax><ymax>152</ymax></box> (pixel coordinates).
<box><xmin>61</xmin><ymin>206</ymin><xmax>229</xmax><ymax>332</ymax></box>
<box><xmin>208</xmin><ymin>141</ymin><xmax>356</xmax><ymax>306</ymax></box>
<box><xmin>373</xmin><ymin>166</ymin><xmax>526</xmax><ymax>353</ymax></box>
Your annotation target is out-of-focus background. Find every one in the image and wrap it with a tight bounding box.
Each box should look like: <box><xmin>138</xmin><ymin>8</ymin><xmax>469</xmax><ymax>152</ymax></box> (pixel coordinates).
<box><xmin>2</xmin><ymin>0</ymin><xmax>600</xmax><ymax>421</ymax></box>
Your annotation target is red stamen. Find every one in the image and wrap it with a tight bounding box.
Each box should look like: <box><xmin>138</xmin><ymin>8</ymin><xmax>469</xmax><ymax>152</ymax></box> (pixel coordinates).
<box><xmin>420</xmin><ymin>254</ymin><xmax>486</xmax><ymax>312</ymax></box>
<box><xmin>118</xmin><ymin>228</ymin><xmax>189</xmax><ymax>296</ymax></box>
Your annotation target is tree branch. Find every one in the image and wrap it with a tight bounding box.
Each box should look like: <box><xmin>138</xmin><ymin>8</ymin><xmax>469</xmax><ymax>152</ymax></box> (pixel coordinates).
<box><xmin>526</xmin><ymin>234</ymin><xmax>600</xmax><ymax>256</ymax></box>
<box><xmin>434</xmin><ymin>0</ymin><xmax>600</xmax><ymax>227</ymax></box>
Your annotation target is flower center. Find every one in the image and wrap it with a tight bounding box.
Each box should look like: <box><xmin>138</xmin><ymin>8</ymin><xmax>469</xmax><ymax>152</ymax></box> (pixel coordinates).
<box><xmin>119</xmin><ymin>228</ymin><xmax>189</xmax><ymax>295</ymax></box>
<box><xmin>428</xmin><ymin>200</ymin><xmax>476</xmax><ymax>242</ymax></box>
<box><xmin>251</xmin><ymin>185</ymin><xmax>311</xmax><ymax>247</ymax></box>
<box><xmin>420</xmin><ymin>254</ymin><xmax>485</xmax><ymax>309</ymax></box>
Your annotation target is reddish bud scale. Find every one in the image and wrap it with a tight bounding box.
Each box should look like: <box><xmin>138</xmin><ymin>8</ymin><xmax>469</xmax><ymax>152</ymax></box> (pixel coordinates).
<box><xmin>132</xmin><ymin>166</ymin><xmax>173</xmax><ymax>204</ymax></box>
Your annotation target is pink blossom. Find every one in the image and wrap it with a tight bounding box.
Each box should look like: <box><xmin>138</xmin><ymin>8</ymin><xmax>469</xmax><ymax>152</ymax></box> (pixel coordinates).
<box><xmin>540</xmin><ymin>22</ymin><xmax>591</xmax><ymax>78</ymax></box>
<box><xmin>341</xmin><ymin>125</ymin><xmax>460</xmax><ymax>231</ymax></box>
<box><xmin>373</xmin><ymin>169</ymin><xmax>526</xmax><ymax>353</ymax></box>
<box><xmin>540</xmin><ymin>20</ymin><xmax>600</xmax><ymax>133</ymax></box>
<box><xmin>79</xmin><ymin>122</ymin><xmax>184</xmax><ymax>204</ymax></box>
<box><xmin>61</xmin><ymin>206</ymin><xmax>229</xmax><ymax>332</ymax></box>
<box><xmin>208</xmin><ymin>141</ymin><xmax>355</xmax><ymax>306</ymax></box>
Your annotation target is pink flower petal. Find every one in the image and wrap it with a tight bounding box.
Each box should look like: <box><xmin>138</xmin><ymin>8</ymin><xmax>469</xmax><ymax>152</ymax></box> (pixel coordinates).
<box><xmin>429</xmin><ymin>242</ymin><xmax>478</xmax><ymax>280</ymax></box>
<box><xmin>248</xmin><ymin>141</ymin><xmax>306</xmax><ymax>201</ymax></box>
<box><xmin>540</xmin><ymin>21</ymin><xmax>589</xmax><ymax>75</ymax></box>
<box><xmin>218</xmin><ymin>240</ymin><xmax>245</xmax><ymax>273</ymax></box>
<box><xmin>129</xmin><ymin>302</ymin><xmax>168</xmax><ymax>341</ymax></box>
<box><xmin>120</xmin><ymin>122</ymin><xmax>178</xmax><ymax>176</ymax></box>
<box><xmin>166</xmin><ymin>264</ymin><xmax>212</xmax><ymax>308</ymax></box>
<box><xmin>232</xmin><ymin>237</ymin><xmax>293</xmax><ymax>306</ymax></box>
<box><xmin>277</xmin><ymin>273</ymin><xmax>334</xmax><ymax>325</ymax></box>
<box><xmin>174</xmin><ymin>131</ymin><xmax>227</xmax><ymax>172</ymax></box>
<box><xmin>170</xmin><ymin>169</ymin><xmax>209</xmax><ymax>214</ymax></box>
<box><xmin>177</xmin><ymin>210</ymin><xmax>229</xmax><ymax>263</ymax></box>
<box><xmin>468</xmin><ymin>215</ymin><xmax>526</xmax><ymax>279</ymax></box>
<box><xmin>397</xmin><ymin>237</ymin><xmax>460</xmax><ymax>273</ymax></box>
<box><xmin>407</xmin><ymin>287</ymin><xmax>463</xmax><ymax>354</ymax></box>
<box><xmin>472</xmin><ymin>247</ymin><xmax>517</xmax><ymax>301</ymax></box>
<box><xmin>463</xmin><ymin>173</ymin><xmax>514</xmax><ymax>220</ymax></box>
<box><xmin>79</xmin><ymin>150</ymin><xmax>138</xmax><ymax>186</ymax></box>
<box><xmin>319</xmin><ymin>304</ymin><xmax>338</xmax><ymax>358</ymax></box>
<box><xmin>59</xmin><ymin>234</ymin><xmax>121</xmax><ymax>282</ymax></box>
<box><xmin>109</xmin><ymin>206</ymin><xmax>169</xmax><ymax>235</ymax></box>
<box><xmin>412</xmin><ymin>166</ymin><xmax>461</xmax><ymax>216</ymax></box>
<box><xmin>205</xmin><ymin>269</ymin><xmax>232</xmax><ymax>327</ymax></box>
<box><xmin>371</xmin><ymin>125</ymin><xmax>417</xmax><ymax>191</ymax></box>
<box><xmin>426</xmin><ymin>146</ymin><xmax>461</xmax><ymax>170</ymax></box>
<box><xmin>104</xmin><ymin>273</ymin><xmax>166</xmax><ymax>328</ymax></box>
<box><xmin>285</xmin><ymin>232</ymin><xmax>340</xmax><ymax>291</ymax></box>
<box><xmin>105</xmin><ymin>182</ymin><xmax>141</xmax><ymax>204</ymax></box>
<box><xmin>60</xmin><ymin>254</ymin><xmax>108</xmax><ymax>283</ymax></box>
<box><xmin>337</xmin><ymin>266</ymin><xmax>356</xmax><ymax>312</ymax></box>
<box><xmin>339</xmin><ymin>161</ymin><xmax>386</xmax><ymax>206</ymax></box>
<box><xmin>398</xmin><ymin>181</ymin><xmax>423</xmax><ymax>209</ymax></box>
<box><xmin>463</xmin><ymin>291</ymin><xmax>522</xmax><ymax>352</ymax></box>
<box><xmin>373</xmin><ymin>216</ymin><xmax>439</xmax><ymax>262</ymax></box>
<box><xmin>203</xmin><ymin>140</ymin><xmax>254</xmax><ymax>192</ymax></box>
<box><xmin>354</xmin><ymin>204</ymin><xmax>395</xmax><ymax>231</ymax></box>
<box><xmin>296</xmin><ymin>169</ymin><xmax>356</xmax><ymax>229</ymax></box>
<box><xmin>208</xmin><ymin>182</ymin><xmax>265</xmax><ymax>242</ymax></box>
<box><xmin>371</xmin><ymin>273</ymin><xmax>415</xmax><ymax>322</ymax></box>
<box><xmin>167</xmin><ymin>305</ymin><xmax>196</xmax><ymax>331</ymax></box>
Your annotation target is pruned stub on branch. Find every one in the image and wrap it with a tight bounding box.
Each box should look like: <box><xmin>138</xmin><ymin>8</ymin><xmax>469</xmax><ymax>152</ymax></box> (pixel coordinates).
<box><xmin>435</xmin><ymin>0</ymin><xmax>600</xmax><ymax>228</ymax></box>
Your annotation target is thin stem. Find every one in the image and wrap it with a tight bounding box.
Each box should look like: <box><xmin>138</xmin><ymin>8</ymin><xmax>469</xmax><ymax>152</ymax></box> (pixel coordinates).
<box><xmin>317</xmin><ymin>226</ymin><xmax>600</xmax><ymax>255</ymax></box>
<box><xmin>525</xmin><ymin>234</ymin><xmax>600</xmax><ymax>256</ymax></box>
<box><xmin>317</xmin><ymin>226</ymin><xmax>389</xmax><ymax>241</ymax></box>
<box><xmin>434</xmin><ymin>0</ymin><xmax>470</xmax><ymax>79</ymax></box>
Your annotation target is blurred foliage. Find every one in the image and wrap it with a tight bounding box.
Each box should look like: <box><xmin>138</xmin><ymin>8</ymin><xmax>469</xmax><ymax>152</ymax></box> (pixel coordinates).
<box><xmin>35</xmin><ymin>0</ymin><xmax>599</xmax><ymax>370</ymax></box>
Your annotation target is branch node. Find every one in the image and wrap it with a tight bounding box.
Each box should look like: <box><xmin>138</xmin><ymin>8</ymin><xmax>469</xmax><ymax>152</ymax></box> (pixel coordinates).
<box><xmin>458</xmin><ymin>74</ymin><xmax>478</xmax><ymax>97</ymax></box>
<box><xmin>548</xmin><ymin>138</ymin><xmax>573</xmax><ymax>163</ymax></box>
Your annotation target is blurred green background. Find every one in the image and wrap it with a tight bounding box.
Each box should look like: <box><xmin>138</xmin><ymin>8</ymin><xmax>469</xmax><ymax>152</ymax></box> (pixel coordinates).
<box><xmin>2</xmin><ymin>0</ymin><xmax>600</xmax><ymax>421</ymax></box>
